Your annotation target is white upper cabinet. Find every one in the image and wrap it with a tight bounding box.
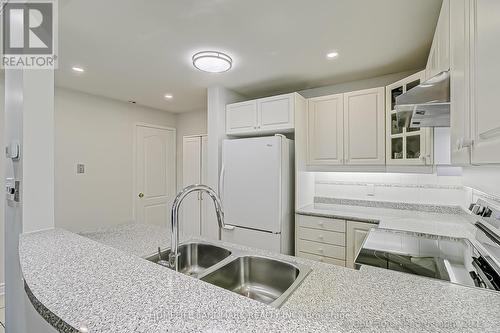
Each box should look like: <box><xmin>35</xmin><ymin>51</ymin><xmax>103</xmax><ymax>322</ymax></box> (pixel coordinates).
<box><xmin>307</xmin><ymin>94</ymin><xmax>344</xmax><ymax>165</ymax></box>
<box><xmin>386</xmin><ymin>71</ymin><xmax>433</xmax><ymax>166</ymax></box>
<box><xmin>258</xmin><ymin>94</ymin><xmax>295</xmax><ymax>131</ymax></box>
<box><xmin>226</xmin><ymin>100</ymin><xmax>258</xmax><ymax>134</ymax></box>
<box><xmin>450</xmin><ymin>0</ymin><xmax>472</xmax><ymax>165</ymax></box>
<box><xmin>344</xmin><ymin>87</ymin><xmax>385</xmax><ymax>165</ymax></box>
<box><xmin>226</xmin><ymin>93</ymin><xmax>303</xmax><ymax>135</ymax></box>
<box><xmin>426</xmin><ymin>0</ymin><xmax>450</xmax><ymax>79</ymax></box>
<box><xmin>306</xmin><ymin>87</ymin><xmax>385</xmax><ymax>167</ymax></box>
<box><xmin>469</xmin><ymin>0</ymin><xmax>500</xmax><ymax>164</ymax></box>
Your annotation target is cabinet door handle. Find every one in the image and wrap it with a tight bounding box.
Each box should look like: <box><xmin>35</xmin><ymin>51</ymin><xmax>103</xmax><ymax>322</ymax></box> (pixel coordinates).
<box><xmin>419</xmin><ymin>155</ymin><xmax>430</xmax><ymax>165</ymax></box>
<box><xmin>456</xmin><ymin>138</ymin><xmax>474</xmax><ymax>150</ymax></box>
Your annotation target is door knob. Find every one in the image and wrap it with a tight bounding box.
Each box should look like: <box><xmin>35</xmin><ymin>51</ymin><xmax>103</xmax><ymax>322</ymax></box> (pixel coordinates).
<box><xmin>138</xmin><ymin>192</ymin><xmax>144</xmax><ymax>198</ymax></box>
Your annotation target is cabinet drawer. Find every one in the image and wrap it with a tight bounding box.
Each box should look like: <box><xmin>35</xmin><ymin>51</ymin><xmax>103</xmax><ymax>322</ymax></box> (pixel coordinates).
<box><xmin>297</xmin><ymin>239</ymin><xmax>345</xmax><ymax>260</ymax></box>
<box><xmin>298</xmin><ymin>215</ymin><xmax>345</xmax><ymax>232</ymax></box>
<box><xmin>297</xmin><ymin>252</ymin><xmax>346</xmax><ymax>267</ymax></box>
<box><xmin>298</xmin><ymin>227</ymin><xmax>345</xmax><ymax>246</ymax></box>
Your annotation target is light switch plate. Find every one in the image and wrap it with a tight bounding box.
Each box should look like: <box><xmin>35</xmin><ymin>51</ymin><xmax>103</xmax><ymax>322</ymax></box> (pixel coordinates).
<box><xmin>77</xmin><ymin>164</ymin><xmax>85</xmax><ymax>174</ymax></box>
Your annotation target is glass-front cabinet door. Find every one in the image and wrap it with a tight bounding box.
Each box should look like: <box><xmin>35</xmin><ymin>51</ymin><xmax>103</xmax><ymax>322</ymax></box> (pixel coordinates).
<box><xmin>386</xmin><ymin>71</ymin><xmax>433</xmax><ymax>165</ymax></box>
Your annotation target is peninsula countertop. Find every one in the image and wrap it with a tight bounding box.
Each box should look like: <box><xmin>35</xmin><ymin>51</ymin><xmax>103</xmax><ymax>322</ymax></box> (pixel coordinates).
<box><xmin>19</xmin><ymin>219</ymin><xmax>500</xmax><ymax>333</ymax></box>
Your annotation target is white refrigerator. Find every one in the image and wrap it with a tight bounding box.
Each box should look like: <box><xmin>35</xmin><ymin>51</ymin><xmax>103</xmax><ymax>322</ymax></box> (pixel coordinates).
<box><xmin>220</xmin><ymin>135</ymin><xmax>294</xmax><ymax>254</ymax></box>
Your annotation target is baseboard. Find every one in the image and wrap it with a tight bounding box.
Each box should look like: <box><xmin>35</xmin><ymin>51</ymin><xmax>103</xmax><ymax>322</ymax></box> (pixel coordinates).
<box><xmin>0</xmin><ymin>283</ymin><xmax>4</xmax><ymax>295</ymax></box>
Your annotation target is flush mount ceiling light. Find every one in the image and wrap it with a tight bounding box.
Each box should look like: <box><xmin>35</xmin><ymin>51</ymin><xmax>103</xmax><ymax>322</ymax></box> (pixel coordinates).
<box><xmin>164</xmin><ymin>94</ymin><xmax>173</xmax><ymax>99</ymax></box>
<box><xmin>192</xmin><ymin>51</ymin><xmax>232</xmax><ymax>73</ymax></box>
<box><xmin>326</xmin><ymin>52</ymin><xmax>339</xmax><ymax>59</ymax></box>
<box><xmin>72</xmin><ymin>66</ymin><xmax>85</xmax><ymax>73</ymax></box>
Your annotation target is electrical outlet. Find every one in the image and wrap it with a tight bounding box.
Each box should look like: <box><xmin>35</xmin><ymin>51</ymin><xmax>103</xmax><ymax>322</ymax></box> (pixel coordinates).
<box><xmin>367</xmin><ymin>184</ymin><xmax>375</xmax><ymax>196</ymax></box>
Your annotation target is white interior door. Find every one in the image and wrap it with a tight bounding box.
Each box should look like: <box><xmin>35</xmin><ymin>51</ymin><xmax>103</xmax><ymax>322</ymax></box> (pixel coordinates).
<box><xmin>181</xmin><ymin>136</ymin><xmax>202</xmax><ymax>236</ymax></box>
<box><xmin>135</xmin><ymin>125</ymin><xmax>176</xmax><ymax>225</ymax></box>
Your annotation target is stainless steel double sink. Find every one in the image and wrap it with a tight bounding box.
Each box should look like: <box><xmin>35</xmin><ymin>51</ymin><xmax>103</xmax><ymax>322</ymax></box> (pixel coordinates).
<box><xmin>146</xmin><ymin>241</ymin><xmax>311</xmax><ymax>308</ymax></box>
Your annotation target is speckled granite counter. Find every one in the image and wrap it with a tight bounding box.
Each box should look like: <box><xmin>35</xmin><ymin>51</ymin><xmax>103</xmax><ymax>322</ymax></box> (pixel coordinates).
<box><xmin>297</xmin><ymin>202</ymin><xmax>477</xmax><ymax>238</ymax></box>
<box><xmin>20</xmin><ymin>220</ymin><xmax>500</xmax><ymax>333</ymax></box>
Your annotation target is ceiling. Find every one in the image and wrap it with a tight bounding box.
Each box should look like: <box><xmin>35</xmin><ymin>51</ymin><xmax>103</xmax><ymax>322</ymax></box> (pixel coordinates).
<box><xmin>57</xmin><ymin>0</ymin><xmax>442</xmax><ymax>113</ymax></box>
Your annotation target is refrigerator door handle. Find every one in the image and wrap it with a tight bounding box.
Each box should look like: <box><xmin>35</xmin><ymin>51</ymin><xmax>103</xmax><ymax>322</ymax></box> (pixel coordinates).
<box><xmin>218</xmin><ymin>164</ymin><xmax>225</xmax><ymax>202</ymax></box>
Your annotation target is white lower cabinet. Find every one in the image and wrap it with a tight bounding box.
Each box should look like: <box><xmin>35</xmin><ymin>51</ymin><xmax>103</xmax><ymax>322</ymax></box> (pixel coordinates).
<box><xmin>296</xmin><ymin>214</ymin><xmax>375</xmax><ymax>268</ymax></box>
<box><xmin>297</xmin><ymin>252</ymin><xmax>346</xmax><ymax>266</ymax></box>
<box><xmin>346</xmin><ymin>221</ymin><xmax>374</xmax><ymax>268</ymax></box>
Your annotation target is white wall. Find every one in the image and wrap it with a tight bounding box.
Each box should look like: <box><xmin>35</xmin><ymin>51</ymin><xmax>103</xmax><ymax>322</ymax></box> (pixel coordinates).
<box><xmin>462</xmin><ymin>166</ymin><xmax>500</xmax><ymax>203</ymax></box>
<box><xmin>23</xmin><ymin>71</ymin><xmax>55</xmax><ymax>233</ymax></box>
<box><xmin>54</xmin><ymin>88</ymin><xmax>176</xmax><ymax>232</ymax></box>
<box><xmin>175</xmin><ymin>110</ymin><xmax>207</xmax><ymax>191</ymax></box>
<box><xmin>4</xmin><ymin>69</ymin><xmax>57</xmax><ymax>333</ymax></box>
<box><xmin>313</xmin><ymin>171</ymin><xmax>467</xmax><ymax>207</ymax></box>
<box><xmin>206</xmin><ymin>86</ymin><xmax>245</xmax><ymax>240</ymax></box>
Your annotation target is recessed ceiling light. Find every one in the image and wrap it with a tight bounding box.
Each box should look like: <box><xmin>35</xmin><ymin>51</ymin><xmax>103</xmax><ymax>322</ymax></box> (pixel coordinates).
<box><xmin>128</xmin><ymin>100</ymin><xmax>136</xmax><ymax>104</ymax></box>
<box><xmin>164</xmin><ymin>94</ymin><xmax>173</xmax><ymax>99</ymax></box>
<box><xmin>192</xmin><ymin>51</ymin><xmax>232</xmax><ymax>73</ymax></box>
<box><xmin>72</xmin><ymin>66</ymin><xmax>85</xmax><ymax>73</ymax></box>
<box><xmin>326</xmin><ymin>52</ymin><xmax>339</xmax><ymax>59</ymax></box>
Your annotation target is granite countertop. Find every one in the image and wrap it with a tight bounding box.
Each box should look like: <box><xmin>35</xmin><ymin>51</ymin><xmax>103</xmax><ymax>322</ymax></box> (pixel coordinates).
<box><xmin>296</xmin><ymin>202</ymin><xmax>478</xmax><ymax>238</ymax></box>
<box><xmin>20</xmin><ymin>221</ymin><xmax>500</xmax><ymax>333</ymax></box>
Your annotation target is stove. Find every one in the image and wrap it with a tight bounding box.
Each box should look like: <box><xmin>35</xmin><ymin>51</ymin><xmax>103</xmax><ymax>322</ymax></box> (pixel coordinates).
<box><xmin>355</xmin><ymin>200</ymin><xmax>500</xmax><ymax>291</ymax></box>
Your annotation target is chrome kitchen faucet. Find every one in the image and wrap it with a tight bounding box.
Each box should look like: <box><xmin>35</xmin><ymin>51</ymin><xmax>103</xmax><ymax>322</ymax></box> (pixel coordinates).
<box><xmin>169</xmin><ymin>185</ymin><xmax>226</xmax><ymax>271</ymax></box>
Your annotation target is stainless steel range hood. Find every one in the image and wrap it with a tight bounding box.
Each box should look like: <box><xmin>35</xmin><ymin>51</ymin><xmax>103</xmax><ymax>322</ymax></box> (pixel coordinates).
<box><xmin>395</xmin><ymin>71</ymin><xmax>450</xmax><ymax>128</ymax></box>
